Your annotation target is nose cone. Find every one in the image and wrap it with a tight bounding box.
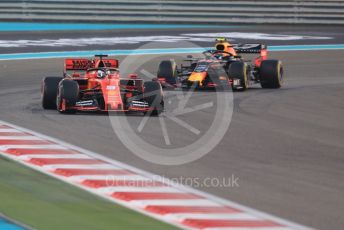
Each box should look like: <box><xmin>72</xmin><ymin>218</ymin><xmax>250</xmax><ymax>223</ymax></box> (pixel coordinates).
<box><xmin>188</xmin><ymin>72</ymin><xmax>207</xmax><ymax>82</ymax></box>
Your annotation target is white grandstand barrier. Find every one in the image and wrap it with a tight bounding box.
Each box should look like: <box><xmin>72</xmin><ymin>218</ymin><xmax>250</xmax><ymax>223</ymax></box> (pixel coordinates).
<box><xmin>0</xmin><ymin>0</ymin><xmax>343</xmax><ymax>24</ymax></box>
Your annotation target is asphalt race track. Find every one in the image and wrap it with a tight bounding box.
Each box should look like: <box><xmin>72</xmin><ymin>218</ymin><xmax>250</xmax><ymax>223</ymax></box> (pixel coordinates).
<box><xmin>0</xmin><ymin>25</ymin><xmax>344</xmax><ymax>230</ymax></box>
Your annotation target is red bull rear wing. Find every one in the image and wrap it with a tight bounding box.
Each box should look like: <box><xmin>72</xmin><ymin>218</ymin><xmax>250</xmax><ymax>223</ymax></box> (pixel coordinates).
<box><xmin>233</xmin><ymin>44</ymin><xmax>267</xmax><ymax>54</ymax></box>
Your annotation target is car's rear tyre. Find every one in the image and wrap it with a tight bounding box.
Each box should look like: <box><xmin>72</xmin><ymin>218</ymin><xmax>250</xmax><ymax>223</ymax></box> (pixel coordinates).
<box><xmin>57</xmin><ymin>79</ymin><xmax>79</xmax><ymax>114</ymax></box>
<box><xmin>228</xmin><ymin>61</ymin><xmax>248</xmax><ymax>91</ymax></box>
<box><xmin>157</xmin><ymin>60</ymin><xmax>178</xmax><ymax>86</ymax></box>
<box><xmin>260</xmin><ymin>60</ymin><xmax>283</xmax><ymax>89</ymax></box>
<box><xmin>143</xmin><ymin>81</ymin><xmax>164</xmax><ymax>116</ymax></box>
<box><xmin>41</xmin><ymin>76</ymin><xmax>63</xmax><ymax>109</ymax></box>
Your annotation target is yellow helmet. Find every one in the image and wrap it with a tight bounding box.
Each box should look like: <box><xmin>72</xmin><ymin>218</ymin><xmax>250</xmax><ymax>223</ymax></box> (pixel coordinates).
<box><xmin>215</xmin><ymin>37</ymin><xmax>227</xmax><ymax>43</ymax></box>
<box><xmin>215</xmin><ymin>37</ymin><xmax>236</xmax><ymax>56</ymax></box>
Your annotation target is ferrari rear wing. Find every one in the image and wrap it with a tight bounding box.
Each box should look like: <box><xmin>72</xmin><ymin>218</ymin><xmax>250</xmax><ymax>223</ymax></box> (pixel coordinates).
<box><xmin>64</xmin><ymin>58</ymin><xmax>119</xmax><ymax>71</ymax></box>
<box><xmin>65</xmin><ymin>59</ymin><xmax>92</xmax><ymax>71</ymax></box>
<box><xmin>233</xmin><ymin>44</ymin><xmax>267</xmax><ymax>54</ymax></box>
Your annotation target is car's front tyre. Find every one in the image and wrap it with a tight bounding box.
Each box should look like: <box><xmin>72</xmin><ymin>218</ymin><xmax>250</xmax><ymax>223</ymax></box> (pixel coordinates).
<box><xmin>56</xmin><ymin>79</ymin><xmax>79</xmax><ymax>114</ymax></box>
<box><xmin>41</xmin><ymin>76</ymin><xmax>63</xmax><ymax>109</ymax></box>
<box><xmin>228</xmin><ymin>61</ymin><xmax>248</xmax><ymax>91</ymax></box>
<box><xmin>143</xmin><ymin>81</ymin><xmax>164</xmax><ymax>116</ymax></box>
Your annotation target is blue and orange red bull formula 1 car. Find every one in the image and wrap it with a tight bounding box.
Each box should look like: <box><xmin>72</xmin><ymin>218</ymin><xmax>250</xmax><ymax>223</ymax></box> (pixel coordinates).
<box><xmin>41</xmin><ymin>55</ymin><xmax>164</xmax><ymax>115</ymax></box>
<box><xmin>157</xmin><ymin>38</ymin><xmax>284</xmax><ymax>91</ymax></box>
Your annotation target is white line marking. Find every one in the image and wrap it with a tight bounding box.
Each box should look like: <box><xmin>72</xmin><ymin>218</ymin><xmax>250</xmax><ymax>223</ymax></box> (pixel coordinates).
<box><xmin>165</xmin><ymin>213</ymin><xmax>261</xmax><ymax>221</ymax></box>
<box><xmin>98</xmin><ymin>186</ymin><xmax>182</xmax><ymax>195</ymax></box>
<box><xmin>17</xmin><ymin>154</ymin><xmax>93</xmax><ymax>160</ymax></box>
<box><xmin>0</xmin><ymin>129</ymin><xmax>22</xmax><ymax>133</ymax></box>
<box><xmin>0</xmin><ymin>136</ymin><xmax>43</xmax><ymax>140</ymax></box>
<box><xmin>0</xmin><ymin>145</ymin><xmax>68</xmax><ymax>150</ymax></box>
<box><xmin>130</xmin><ymin>199</ymin><xmax>223</xmax><ymax>208</ymax></box>
<box><xmin>69</xmin><ymin>175</ymin><xmax>150</xmax><ymax>182</ymax></box>
<box><xmin>43</xmin><ymin>164</ymin><xmax>120</xmax><ymax>170</ymax></box>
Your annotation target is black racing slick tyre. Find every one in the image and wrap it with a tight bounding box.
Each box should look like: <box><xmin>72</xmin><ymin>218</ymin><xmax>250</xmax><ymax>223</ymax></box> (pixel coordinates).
<box><xmin>157</xmin><ymin>60</ymin><xmax>178</xmax><ymax>85</ymax></box>
<box><xmin>228</xmin><ymin>62</ymin><xmax>248</xmax><ymax>91</ymax></box>
<box><xmin>57</xmin><ymin>79</ymin><xmax>79</xmax><ymax>114</ymax></box>
<box><xmin>143</xmin><ymin>81</ymin><xmax>164</xmax><ymax>116</ymax></box>
<box><xmin>41</xmin><ymin>76</ymin><xmax>63</xmax><ymax>109</ymax></box>
<box><xmin>260</xmin><ymin>60</ymin><xmax>283</xmax><ymax>89</ymax></box>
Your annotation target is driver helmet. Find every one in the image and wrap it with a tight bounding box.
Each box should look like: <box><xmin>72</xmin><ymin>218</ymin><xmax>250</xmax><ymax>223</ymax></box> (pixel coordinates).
<box><xmin>215</xmin><ymin>37</ymin><xmax>237</xmax><ymax>57</ymax></box>
<box><xmin>97</xmin><ymin>69</ymin><xmax>106</xmax><ymax>78</ymax></box>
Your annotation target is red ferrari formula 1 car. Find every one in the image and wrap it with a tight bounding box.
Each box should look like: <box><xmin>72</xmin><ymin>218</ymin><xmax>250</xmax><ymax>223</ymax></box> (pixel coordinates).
<box><xmin>157</xmin><ymin>38</ymin><xmax>283</xmax><ymax>91</ymax></box>
<box><xmin>41</xmin><ymin>55</ymin><xmax>164</xmax><ymax>115</ymax></box>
